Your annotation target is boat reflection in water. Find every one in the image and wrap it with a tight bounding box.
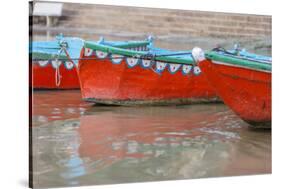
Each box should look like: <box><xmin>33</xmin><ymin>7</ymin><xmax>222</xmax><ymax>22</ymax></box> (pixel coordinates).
<box><xmin>32</xmin><ymin>104</ymin><xmax>271</xmax><ymax>188</ymax></box>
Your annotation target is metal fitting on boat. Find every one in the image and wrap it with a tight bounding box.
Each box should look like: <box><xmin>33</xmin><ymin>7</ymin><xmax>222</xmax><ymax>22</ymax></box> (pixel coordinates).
<box><xmin>192</xmin><ymin>47</ymin><xmax>205</xmax><ymax>63</ymax></box>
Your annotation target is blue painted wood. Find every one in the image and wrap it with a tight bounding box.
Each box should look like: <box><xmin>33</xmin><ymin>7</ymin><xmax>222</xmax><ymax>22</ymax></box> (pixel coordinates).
<box><xmin>31</xmin><ymin>34</ymin><xmax>84</xmax><ymax>65</ymax></box>
<box><xmin>30</xmin><ymin>34</ymin><xmax>143</xmax><ymax>65</ymax></box>
<box><xmin>148</xmin><ymin>47</ymin><xmax>194</xmax><ymax>60</ymax></box>
<box><xmin>217</xmin><ymin>49</ymin><xmax>272</xmax><ymax>64</ymax></box>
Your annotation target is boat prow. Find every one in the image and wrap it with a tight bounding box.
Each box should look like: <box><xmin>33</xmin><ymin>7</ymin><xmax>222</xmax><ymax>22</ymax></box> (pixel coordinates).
<box><xmin>192</xmin><ymin>47</ymin><xmax>272</xmax><ymax>128</ymax></box>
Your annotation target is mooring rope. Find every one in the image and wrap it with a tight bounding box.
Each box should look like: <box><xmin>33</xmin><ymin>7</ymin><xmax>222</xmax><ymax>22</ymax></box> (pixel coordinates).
<box><xmin>54</xmin><ymin>48</ymin><xmax>64</xmax><ymax>87</ymax></box>
<box><xmin>53</xmin><ymin>41</ymin><xmax>80</xmax><ymax>87</ymax></box>
<box><xmin>54</xmin><ymin>59</ymin><xmax>61</xmax><ymax>87</ymax></box>
<box><xmin>60</xmin><ymin>46</ymin><xmax>75</xmax><ymax>66</ymax></box>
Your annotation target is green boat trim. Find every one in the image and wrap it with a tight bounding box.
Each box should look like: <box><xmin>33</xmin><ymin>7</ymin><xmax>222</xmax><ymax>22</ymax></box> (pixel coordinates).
<box><xmin>31</xmin><ymin>52</ymin><xmax>69</xmax><ymax>61</ymax></box>
<box><xmin>106</xmin><ymin>41</ymin><xmax>150</xmax><ymax>49</ymax></box>
<box><xmin>206</xmin><ymin>51</ymin><xmax>272</xmax><ymax>72</ymax></box>
<box><xmin>84</xmin><ymin>41</ymin><xmax>195</xmax><ymax>65</ymax></box>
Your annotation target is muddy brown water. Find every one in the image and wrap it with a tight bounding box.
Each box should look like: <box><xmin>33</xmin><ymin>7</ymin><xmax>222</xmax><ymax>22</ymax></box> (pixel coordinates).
<box><xmin>31</xmin><ymin>90</ymin><xmax>271</xmax><ymax>188</ymax></box>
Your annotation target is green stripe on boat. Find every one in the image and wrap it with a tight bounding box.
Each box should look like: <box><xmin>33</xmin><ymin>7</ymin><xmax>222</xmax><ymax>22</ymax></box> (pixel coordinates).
<box><xmin>84</xmin><ymin>41</ymin><xmax>195</xmax><ymax>64</ymax></box>
<box><xmin>206</xmin><ymin>51</ymin><xmax>271</xmax><ymax>72</ymax></box>
<box><xmin>31</xmin><ymin>52</ymin><xmax>68</xmax><ymax>60</ymax></box>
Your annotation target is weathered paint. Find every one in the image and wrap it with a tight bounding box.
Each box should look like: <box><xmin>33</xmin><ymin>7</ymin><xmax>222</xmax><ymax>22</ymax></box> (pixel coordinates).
<box><xmin>30</xmin><ymin>36</ymin><xmax>84</xmax><ymax>89</ymax></box>
<box><xmin>30</xmin><ymin>36</ymin><xmax>152</xmax><ymax>89</ymax></box>
<box><xmin>198</xmin><ymin>59</ymin><xmax>271</xmax><ymax>127</ymax></box>
<box><xmin>206</xmin><ymin>51</ymin><xmax>271</xmax><ymax>72</ymax></box>
<box><xmin>31</xmin><ymin>61</ymin><xmax>80</xmax><ymax>89</ymax></box>
<box><xmin>84</xmin><ymin>41</ymin><xmax>195</xmax><ymax>65</ymax></box>
<box><xmin>77</xmin><ymin>47</ymin><xmax>218</xmax><ymax>105</ymax></box>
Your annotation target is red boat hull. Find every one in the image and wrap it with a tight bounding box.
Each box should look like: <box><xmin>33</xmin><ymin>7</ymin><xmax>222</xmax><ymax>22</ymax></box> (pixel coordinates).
<box><xmin>31</xmin><ymin>61</ymin><xmax>80</xmax><ymax>89</ymax></box>
<box><xmin>77</xmin><ymin>49</ymin><xmax>218</xmax><ymax>105</ymax></box>
<box><xmin>198</xmin><ymin>59</ymin><xmax>271</xmax><ymax>126</ymax></box>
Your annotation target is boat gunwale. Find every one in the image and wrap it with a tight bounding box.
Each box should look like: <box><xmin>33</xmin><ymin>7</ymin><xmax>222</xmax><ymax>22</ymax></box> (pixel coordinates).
<box><xmin>211</xmin><ymin>60</ymin><xmax>272</xmax><ymax>74</ymax></box>
<box><xmin>31</xmin><ymin>52</ymin><xmax>69</xmax><ymax>61</ymax></box>
<box><xmin>205</xmin><ymin>51</ymin><xmax>272</xmax><ymax>72</ymax></box>
<box><xmin>84</xmin><ymin>41</ymin><xmax>195</xmax><ymax>64</ymax></box>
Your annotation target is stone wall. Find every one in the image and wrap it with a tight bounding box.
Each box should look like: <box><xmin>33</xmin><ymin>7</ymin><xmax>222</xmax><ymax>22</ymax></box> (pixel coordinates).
<box><xmin>31</xmin><ymin>2</ymin><xmax>271</xmax><ymax>54</ymax></box>
<box><xmin>53</xmin><ymin>3</ymin><xmax>271</xmax><ymax>38</ymax></box>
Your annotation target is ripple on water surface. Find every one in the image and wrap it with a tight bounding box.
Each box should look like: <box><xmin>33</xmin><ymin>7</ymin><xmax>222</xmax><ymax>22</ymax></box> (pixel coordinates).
<box><xmin>31</xmin><ymin>92</ymin><xmax>271</xmax><ymax>188</ymax></box>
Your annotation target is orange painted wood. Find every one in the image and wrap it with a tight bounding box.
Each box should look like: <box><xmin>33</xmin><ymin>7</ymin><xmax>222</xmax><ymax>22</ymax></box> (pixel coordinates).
<box><xmin>198</xmin><ymin>59</ymin><xmax>271</xmax><ymax>124</ymax></box>
<box><xmin>77</xmin><ymin>48</ymin><xmax>217</xmax><ymax>104</ymax></box>
<box><xmin>31</xmin><ymin>62</ymin><xmax>80</xmax><ymax>89</ymax></box>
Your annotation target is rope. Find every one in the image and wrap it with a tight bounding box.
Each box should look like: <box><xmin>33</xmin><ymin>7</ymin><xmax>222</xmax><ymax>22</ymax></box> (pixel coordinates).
<box><xmin>54</xmin><ymin>59</ymin><xmax>61</xmax><ymax>87</ymax></box>
<box><xmin>54</xmin><ymin>48</ymin><xmax>63</xmax><ymax>87</ymax></box>
<box><xmin>61</xmin><ymin>46</ymin><xmax>75</xmax><ymax>66</ymax></box>
<box><xmin>53</xmin><ymin>42</ymin><xmax>77</xmax><ymax>87</ymax></box>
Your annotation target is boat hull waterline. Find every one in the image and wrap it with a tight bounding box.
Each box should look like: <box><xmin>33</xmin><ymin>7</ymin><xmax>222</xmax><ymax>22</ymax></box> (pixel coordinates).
<box><xmin>77</xmin><ymin>43</ymin><xmax>219</xmax><ymax>106</ymax></box>
<box><xmin>192</xmin><ymin>48</ymin><xmax>271</xmax><ymax>127</ymax></box>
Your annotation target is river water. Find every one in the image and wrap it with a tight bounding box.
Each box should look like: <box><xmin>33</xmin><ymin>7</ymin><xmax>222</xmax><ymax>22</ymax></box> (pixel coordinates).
<box><xmin>31</xmin><ymin>90</ymin><xmax>271</xmax><ymax>188</ymax></box>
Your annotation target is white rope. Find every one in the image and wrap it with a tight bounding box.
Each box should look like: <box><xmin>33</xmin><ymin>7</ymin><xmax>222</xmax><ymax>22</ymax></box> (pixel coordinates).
<box><xmin>54</xmin><ymin>59</ymin><xmax>62</xmax><ymax>87</ymax></box>
<box><xmin>54</xmin><ymin>48</ymin><xmax>63</xmax><ymax>87</ymax></box>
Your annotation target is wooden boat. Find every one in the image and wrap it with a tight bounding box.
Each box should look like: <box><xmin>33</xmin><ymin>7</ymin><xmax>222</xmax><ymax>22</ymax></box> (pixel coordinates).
<box><xmin>77</xmin><ymin>37</ymin><xmax>218</xmax><ymax>105</ymax></box>
<box><xmin>192</xmin><ymin>47</ymin><xmax>272</xmax><ymax>128</ymax></box>
<box><xmin>30</xmin><ymin>35</ymin><xmax>84</xmax><ymax>89</ymax></box>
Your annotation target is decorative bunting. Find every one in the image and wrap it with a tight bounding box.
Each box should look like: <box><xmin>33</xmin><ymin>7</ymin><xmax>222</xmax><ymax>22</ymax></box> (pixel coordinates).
<box><xmin>84</xmin><ymin>48</ymin><xmax>93</xmax><ymax>57</ymax></box>
<box><xmin>35</xmin><ymin>60</ymin><xmax>76</xmax><ymax>70</ymax></box>
<box><xmin>38</xmin><ymin>60</ymin><xmax>49</xmax><ymax>67</ymax></box>
<box><xmin>126</xmin><ymin>57</ymin><xmax>139</xmax><ymax>68</ymax></box>
<box><xmin>35</xmin><ymin>47</ymin><xmax>201</xmax><ymax>76</ymax></box>
<box><xmin>51</xmin><ymin>60</ymin><xmax>62</xmax><ymax>69</ymax></box>
<box><xmin>168</xmin><ymin>64</ymin><xmax>182</xmax><ymax>74</ymax></box>
<box><xmin>96</xmin><ymin>50</ymin><xmax>108</xmax><ymax>59</ymax></box>
<box><xmin>64</xmin><ymin>61</ymin><xmax>74</xmax><ymax>70</ymax></box>
<box><xmin>156</xmin><ymin>61</ymin><xmax>167</xmax><ymax>73</ymax></box>
<box><xmin>193</xmin><ymin>66</ymin><xmax>202</xmax><ymax>75</ymax></box>
<box><xmin>111</xmin><ymin>54</ymin><xmax>123</xmax><ymax>64</ymax></box>
<box><xmin>140</xmin><ymin>59</ymin><xmax>152</xmax><ymax>69</ymax></box>
<box><xmin>182</xmin><ymin>65</ymin><xmax>193</xmax><ymax>75</ymax></box>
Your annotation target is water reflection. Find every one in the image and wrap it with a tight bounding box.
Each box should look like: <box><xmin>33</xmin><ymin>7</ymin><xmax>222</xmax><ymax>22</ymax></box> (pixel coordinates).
<box><xmin>32</xmin><ymin>99</ymin><xmax>271</xmax><ymax>188</ymax></box>
<box><xmin>32</xmin><ymin>90</ymin><xmax>91</xmax><ymax>126</ymax></box>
